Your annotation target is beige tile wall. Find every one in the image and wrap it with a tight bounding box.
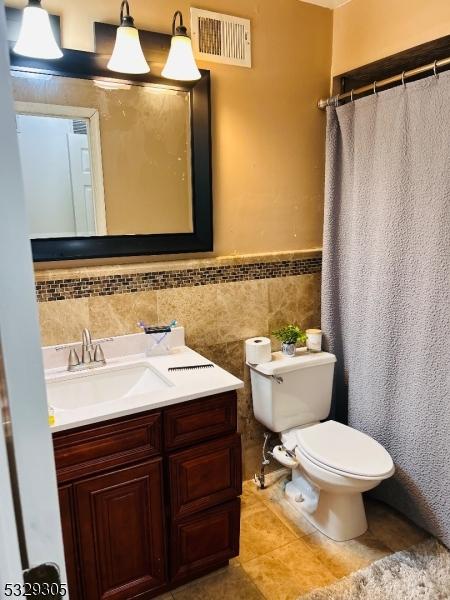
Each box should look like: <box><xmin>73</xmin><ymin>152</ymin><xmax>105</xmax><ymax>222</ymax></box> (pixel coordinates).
<box><xmin>38</xmin><ymin>271</ymin><xmax>321</xmax><ymax>478</ymax></box>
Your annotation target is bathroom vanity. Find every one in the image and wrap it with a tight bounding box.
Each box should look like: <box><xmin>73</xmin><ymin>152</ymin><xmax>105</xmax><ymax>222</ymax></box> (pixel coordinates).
<box><xmin>45</xmin><ymin>331</ymin><xmax>243</xmax><ymax>599</ymax></box>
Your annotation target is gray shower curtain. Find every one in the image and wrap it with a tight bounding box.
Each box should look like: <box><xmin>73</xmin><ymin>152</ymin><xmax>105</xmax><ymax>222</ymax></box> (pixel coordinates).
<box><xmin>321</xmin><ymin>71</ymin><xmax>450</xmax><ymax>546</ymax></box>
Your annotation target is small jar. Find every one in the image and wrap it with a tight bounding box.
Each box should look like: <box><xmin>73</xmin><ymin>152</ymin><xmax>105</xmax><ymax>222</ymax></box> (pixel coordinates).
<box><xmin>306</xmin><ymin>329</ymin><xmax>322</xmax><ymax>353</ymax></box>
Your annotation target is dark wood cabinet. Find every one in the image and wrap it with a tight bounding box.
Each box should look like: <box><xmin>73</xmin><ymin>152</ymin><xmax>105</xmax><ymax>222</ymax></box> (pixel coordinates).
<box><xmin>170</xmin><ymin>499</ymin><xmax>241</xmax><ymax>583</ymax></box>
<box><xmin>58</xmin><ymin>485</ymin><xmax>80</xmax><ymax>600</ymax></box>
<box><xmin>54</xmin><ymin>411</ymin><xmax>161</xmax><ymax>483</ymax></box>
<box><xmin>75</xmin><ymin>460</ymin><xmax>166</xmax><ymax>600</ymax></box>
<box><xmin>164</xmin><ymin>393</ymin><xmax>237</xmax><ymax>451</ymax></box>
<box><xmin>53</xmin><ymin>391</ymin><xmax>241</xmax><ymax>599</ymax></box>
<box><xmin>169</xmin><ymin>434</ymin><xmax>242</xmax><ymax>520</ymax></box>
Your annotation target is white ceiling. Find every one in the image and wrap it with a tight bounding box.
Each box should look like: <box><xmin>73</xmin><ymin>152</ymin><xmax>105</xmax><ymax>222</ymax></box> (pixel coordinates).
<box><xmin>301</xmin><ymin>0</ymin><xmax>351</xmax><ymax>9</ymax></box>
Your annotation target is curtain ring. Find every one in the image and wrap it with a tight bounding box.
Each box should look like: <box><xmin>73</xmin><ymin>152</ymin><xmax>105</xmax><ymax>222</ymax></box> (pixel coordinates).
<box><xmin>433</xmin><ymin>60</ymin><xmax>439</xmax><ymax>79</ymax></box>
<box><xmin>373</xmin><ymin>81</ymin><xmax>378</xmax><ymax>96</ymax></box>
<box><xmin>401</xmin><ymin>71</ymin><xmax>406</xmax><ymax>88</ymax></box>
<box><xmin>350</xmin><ymin>89</ymin><xmax>354</xmax><ymax>103</ymax></box>
<box><xmin>334</xmin><ymin>93</ymin><xmax>340</xmax><ymax>108</ymax></box>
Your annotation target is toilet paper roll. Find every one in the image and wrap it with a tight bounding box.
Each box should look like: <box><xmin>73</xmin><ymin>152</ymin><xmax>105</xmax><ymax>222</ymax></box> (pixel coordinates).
<box><xmin>245</xmin><ymin>337</ymin><xmax>272</xmax><ymax>364</ymax></box>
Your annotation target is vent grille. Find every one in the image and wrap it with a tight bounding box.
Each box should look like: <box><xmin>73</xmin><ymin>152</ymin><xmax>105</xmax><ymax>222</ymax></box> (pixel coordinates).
<box><xmin>190</xmin><ymin>8</ymin><xmax>251</xmax><ymax>68</ymax></box>
<box><xmin>72</xmin><ymin>119</ymin><xmax>87</xmax><ymax>135</ymax></box>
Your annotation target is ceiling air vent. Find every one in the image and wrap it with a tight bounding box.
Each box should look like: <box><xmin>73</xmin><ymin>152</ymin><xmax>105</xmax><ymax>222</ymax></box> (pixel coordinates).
<box><xmin>190</xmin><ymin>8</ymin><xmax>251</xmax><ymax>68</ymax></box>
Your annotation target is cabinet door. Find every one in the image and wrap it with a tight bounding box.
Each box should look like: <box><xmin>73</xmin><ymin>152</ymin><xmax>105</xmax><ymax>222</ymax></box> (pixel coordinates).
<box><xmin>171</xmin><ymin>499</ymin><xmax>240</xmax><ymax>584</ymax></box>
<box><xmin>58</xmin><ymin>485</ymin><xmax>80</xmax><ymax>600</ymax></box>
<box><xmin>75</xmin><ymin>459</ymin><xmax>166</xmax><ymax>600</ymax></box>
<box><xmin>169</xmin><ymin>434</ymin><xmax>242</xmax><ymax>520</ymax></box>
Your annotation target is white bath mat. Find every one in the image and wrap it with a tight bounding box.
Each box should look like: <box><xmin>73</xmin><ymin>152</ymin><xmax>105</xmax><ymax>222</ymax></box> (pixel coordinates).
<box><xmin>299</xmin><ymin>538</ymin><xmax>450</xmax><ymax>600</ymax></box>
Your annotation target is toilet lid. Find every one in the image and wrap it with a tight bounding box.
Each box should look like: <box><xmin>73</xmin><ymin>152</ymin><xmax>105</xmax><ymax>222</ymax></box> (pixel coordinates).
<box><xmin>295</xmin><ymin>421</ymin><xmax>394</xmax><ymax>478</ymax></box>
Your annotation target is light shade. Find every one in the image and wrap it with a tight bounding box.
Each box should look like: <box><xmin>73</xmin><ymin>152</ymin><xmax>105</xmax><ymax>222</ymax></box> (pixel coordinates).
<box><xmin>107</xmin><ymin>25</ymin><xmax>149</xmax><ymax>74</ymax></box>
<box><xmin>107</xmin><ymin>2</ymin><xmax>149</xmax><ymax>75</ymax></box>
<box><xmin>14</xmin><ymin>2</ymin><xmax>63</xmax><ymax>60</ymax></box>
<box><xmin>162</xmin><ymin>35</ymin><xmax>201</xmax><ymax>82</ymax></box>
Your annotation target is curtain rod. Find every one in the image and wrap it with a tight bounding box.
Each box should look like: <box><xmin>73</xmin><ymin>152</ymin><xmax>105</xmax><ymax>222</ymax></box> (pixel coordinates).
<box><xmin>317</xmin><ymin>55</ymin><xmax>450</xmax><ymax>110</ymax></box>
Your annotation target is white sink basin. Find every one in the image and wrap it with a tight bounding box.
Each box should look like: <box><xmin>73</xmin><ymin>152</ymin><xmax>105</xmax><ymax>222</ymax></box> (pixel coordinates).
<box><xmin>47</xmin><ymin>363</ymin><xmax>171</xmax><ymax>411</ymax></box>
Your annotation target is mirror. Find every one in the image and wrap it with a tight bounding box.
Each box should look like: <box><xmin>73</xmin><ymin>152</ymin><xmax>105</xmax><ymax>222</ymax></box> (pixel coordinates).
<box><xmin>13</xmin><ymin>75</ymin><xmax>193</xmax><ymax>238</ymax></box>
<box><xmin>9</xmin><ymin>47</ymin><xmax>212</xmax><ymax>261</ymax></box>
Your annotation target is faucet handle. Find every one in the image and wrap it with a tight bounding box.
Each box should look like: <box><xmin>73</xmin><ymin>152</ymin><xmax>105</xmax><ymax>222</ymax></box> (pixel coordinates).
<box><xmin>68</xmin><ymin>348</ymin><xmax>80</xmax><ymax>370</ymax></box>
<box><xmin>94</xmin><ymin>344</ymin><xmax>106</xmax><ymax>365</ymax></box>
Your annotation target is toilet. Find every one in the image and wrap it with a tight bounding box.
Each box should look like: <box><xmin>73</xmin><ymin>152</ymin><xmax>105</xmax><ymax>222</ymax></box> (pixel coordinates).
<box><xmin>249</xmin><ymin>350</ymin><xmax>395</xmax><ymax>542</ymax></box>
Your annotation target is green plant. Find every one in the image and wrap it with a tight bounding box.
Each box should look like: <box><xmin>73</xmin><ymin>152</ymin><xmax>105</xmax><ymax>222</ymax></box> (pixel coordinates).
<box><xmin>272</xmin><ymin>324</ymin><xmax>306</xmax><ymax>346</ymax></box>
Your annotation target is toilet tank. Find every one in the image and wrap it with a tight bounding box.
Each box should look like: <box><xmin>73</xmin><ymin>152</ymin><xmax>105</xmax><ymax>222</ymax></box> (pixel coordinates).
<box><xmin>249</xmin><ymin>351</ymin><xmax>336</xmax><ymax>433</ymax></box>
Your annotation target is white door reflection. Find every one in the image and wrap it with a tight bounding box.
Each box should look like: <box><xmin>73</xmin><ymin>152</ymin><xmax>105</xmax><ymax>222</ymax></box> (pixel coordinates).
<box><xmin>15</xmin><ymin>106</ymin><xmax>106</xmax><ymax>238</ymax></box>
<box><xmin>67</xmin><ymin>124</ymin><xmax>96</xmax><ymax>236</ymax></box>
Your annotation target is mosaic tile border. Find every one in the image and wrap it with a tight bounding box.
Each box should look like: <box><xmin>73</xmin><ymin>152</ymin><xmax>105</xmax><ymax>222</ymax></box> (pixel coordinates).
<box><xmin>35</xmin><ymin>255</ymin><xmax>322</xmax><ymax>302</ymax></box>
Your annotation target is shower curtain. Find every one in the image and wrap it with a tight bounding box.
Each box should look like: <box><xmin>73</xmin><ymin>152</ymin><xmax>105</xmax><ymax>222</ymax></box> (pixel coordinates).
<box><xmin>321</xmin><ymin>71</ymin><xmax>450</xmax><ymax>546</ymax></box>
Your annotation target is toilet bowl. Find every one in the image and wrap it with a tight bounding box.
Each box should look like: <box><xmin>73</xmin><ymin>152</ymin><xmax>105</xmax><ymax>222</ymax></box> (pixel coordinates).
<box><xmin>249</xmin><ymin>350</ymin><xmax>395</xmax><ymax>542</ymax></box>
<box><xmin>282</xmin><ymin>420</ymin><xmax>395</xmax><ymax>541</ymax></box>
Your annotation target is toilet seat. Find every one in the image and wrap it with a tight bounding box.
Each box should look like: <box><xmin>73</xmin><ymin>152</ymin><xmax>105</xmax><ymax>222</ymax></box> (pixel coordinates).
<box><xmin>295</xmin><ymin>447</ymin><xmax>392</xmax><ymax>481</ymax></box>
<box><xmin>292</xmin><ymin>420</ymin><xmax>394</xmax><ymax>480</ymax></box>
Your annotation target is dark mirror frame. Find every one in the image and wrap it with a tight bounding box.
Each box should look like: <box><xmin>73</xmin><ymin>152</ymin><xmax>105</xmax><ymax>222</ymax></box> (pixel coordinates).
<box><xmin>8</xmin><ymin>17</ymin><xmax>213</xmax><ymax>262</ymax></box>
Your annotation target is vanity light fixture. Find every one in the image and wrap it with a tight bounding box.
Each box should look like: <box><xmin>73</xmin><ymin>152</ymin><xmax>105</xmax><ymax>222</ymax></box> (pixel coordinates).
<box><xmin>162</xmin><ymin>11</ymin><xmax>201</xmax><ymax>81</ymax></box>
<box><xmin>107</xmin><ymin>0</ymin><xmax>150</xmax><ymax>74</ymax></box>
<box><xmin>14</xmin><ymin>0</ymin><xmax>63</xmax><ymax>60</ymax></box>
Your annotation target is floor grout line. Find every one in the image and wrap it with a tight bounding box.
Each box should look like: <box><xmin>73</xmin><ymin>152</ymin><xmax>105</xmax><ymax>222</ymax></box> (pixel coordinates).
<box><xmin>239</xmin><ymin>537</ymin><xmax>305</xmax><ymax>567</ymax></box>
<box><xmin>259</xmin><ymin>500</ymin><xmax>312</xmax><ymax>539</ymax></box>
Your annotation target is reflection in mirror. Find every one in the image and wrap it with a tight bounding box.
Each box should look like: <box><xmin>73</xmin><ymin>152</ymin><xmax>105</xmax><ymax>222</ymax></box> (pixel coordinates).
<box><xmin>16</xmin><ymin>108</ymin><xmax>105</xmax><ymax>237</ymax></box>
<box><xmin>12</xmin><ymin>73</ymin><xmax>194</xmax><ymax>238</ymax></box>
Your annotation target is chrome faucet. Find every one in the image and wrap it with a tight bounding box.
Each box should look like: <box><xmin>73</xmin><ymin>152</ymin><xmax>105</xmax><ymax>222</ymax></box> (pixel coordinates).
<box><xmin>81</xmin><ymin>328</ymin><xmax>94</xmax><ymax>364</ymax></box>
<box><xmin>67</xmin><ymin>328</ymin><xmax>107</xmax><ymax>372</ymax></box>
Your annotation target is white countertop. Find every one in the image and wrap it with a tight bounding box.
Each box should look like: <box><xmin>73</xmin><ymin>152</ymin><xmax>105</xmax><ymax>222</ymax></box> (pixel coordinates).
<box><xmin>46</xmin><ymin>344</ymin><xmax>243</xmax><ymax>433</ymax></box>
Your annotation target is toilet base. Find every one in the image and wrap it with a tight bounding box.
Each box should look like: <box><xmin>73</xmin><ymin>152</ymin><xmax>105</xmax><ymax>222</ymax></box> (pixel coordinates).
<box><xmin>304</xmin><ymin>490</ymin><xmax>368</xmax><ymax>541</ymax></box>
<box><xmin>285</xmin><ymin>481</ymin><xmax>368</xmax><ymax>541</ymax></box>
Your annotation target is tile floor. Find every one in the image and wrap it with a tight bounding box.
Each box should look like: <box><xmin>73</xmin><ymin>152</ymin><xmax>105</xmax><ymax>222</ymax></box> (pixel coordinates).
<box><xmin>160</xmin><ymin>473</ymin><xmax>430</xmax><ymax>600</ymax></box>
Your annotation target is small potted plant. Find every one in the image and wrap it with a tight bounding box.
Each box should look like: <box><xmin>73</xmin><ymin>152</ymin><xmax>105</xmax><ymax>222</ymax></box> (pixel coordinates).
<box><xmin>273</xmin><ymin>324</ymin><xmax>306</xmax><ymax>357</ymax></box>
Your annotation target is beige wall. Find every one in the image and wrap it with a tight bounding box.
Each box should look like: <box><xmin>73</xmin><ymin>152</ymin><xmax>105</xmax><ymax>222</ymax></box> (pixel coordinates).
<box><xmin>332</xmin><ymin>0</ymin><xmax>450</xmax><ymax>75</ymax></box>
<box><xmin>7</xmin><ymin>0</ymin><xmax>333</xmax><ymax>258</ymax></box>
